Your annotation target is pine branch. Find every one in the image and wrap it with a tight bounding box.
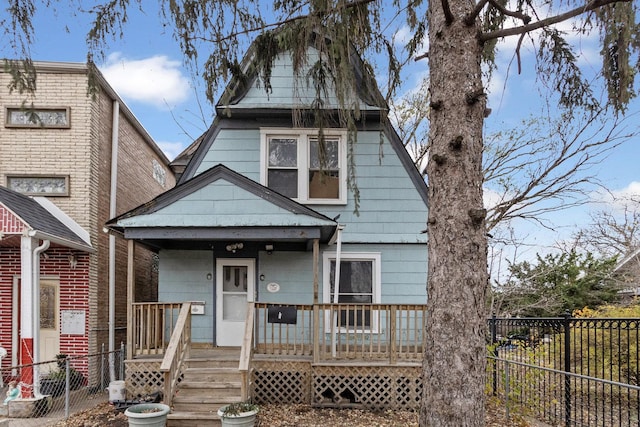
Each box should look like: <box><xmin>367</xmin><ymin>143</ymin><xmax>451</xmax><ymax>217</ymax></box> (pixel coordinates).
<box><xmin>194</xmin><ymin>0</ymin><xmax>377</xmax><ymax>44</ymax></box>
<box><xmin>480</xmin><ymin>0</ymin><xmax>631</xmax><ymax>42</ymax></box>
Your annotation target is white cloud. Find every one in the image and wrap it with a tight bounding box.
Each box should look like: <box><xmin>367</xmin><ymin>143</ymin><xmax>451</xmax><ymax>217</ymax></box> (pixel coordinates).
<box><xmin>100</xmin><ymin>53</ymin><xmax>190</xmax><ymax>109</ymax></box>
<box><xmin>484</xmin><ymin>186</ymin><xmax>507</xmax><ymax>211</ymax></box>
<box><xmin>156</xmin><ymin>141</ymin><xmax>187</xmax><ymax>162</ymax></box>
<box><xmin>592</xmin><ymin>181</ymin><xmax>640</xmax><ymax>210</ymax></box>
<box><xmin>393</xmin><ymin>25</ymin><xmax>428</xmax><ymax>53</ymax></box>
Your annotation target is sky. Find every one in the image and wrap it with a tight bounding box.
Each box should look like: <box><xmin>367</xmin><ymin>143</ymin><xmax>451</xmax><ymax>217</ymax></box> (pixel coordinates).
<box><xmin>3</xmin><ymin>1</ymin><xmax>640</xmax><ymax>272</ymax></box>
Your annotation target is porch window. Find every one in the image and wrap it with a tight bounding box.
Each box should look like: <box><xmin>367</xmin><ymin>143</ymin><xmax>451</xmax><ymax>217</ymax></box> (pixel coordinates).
<box><xmin>261</xmin><ymin>128</ymin><xmax>347</xmax><ymax>204</ymax></box>
<box><xmin>323</xmin><ymin>252</ymin><xmax>381</xmax><ymax>332</ymax></box>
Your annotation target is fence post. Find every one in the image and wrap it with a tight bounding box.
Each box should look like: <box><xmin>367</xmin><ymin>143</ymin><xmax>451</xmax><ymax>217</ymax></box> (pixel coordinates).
<box><xmin>563</xmin><ymin>312</ymin><xmax>571</xmax><ymax>427</ymax></box>
<box><xmin>64</xmin><ymin>357</ymin><xmax>71</xmax><ymax>419</ymax></box>
<box><xmin>120</xmin><ymin>342</ymin><xmax>126</xmax><ymax>380</ymax></box>
<box><xmin>101</xmin><ymin>343</ymin><xmax>105</xmax><ymax>391</ymax></box>
<box><xmin>505</xmin><ymin>360</ymin><xmax>510</xmax><ymax>422</ymax></box>
<box><xmin>491</xmin><ymin>313</ymin><xmax>497</xmax><ymax>396</ymax></box>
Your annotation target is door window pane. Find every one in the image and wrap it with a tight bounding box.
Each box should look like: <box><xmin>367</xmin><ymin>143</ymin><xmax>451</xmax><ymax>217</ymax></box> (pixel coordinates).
<box><xmin>223</xmin><ymin>295</ymin><xmax>248</xmax><ymax>321</ymax></box>
<box><xmin>40</xmin><ymin>284</ymin><xmax>56</xmax><ymax>329</ymax></box>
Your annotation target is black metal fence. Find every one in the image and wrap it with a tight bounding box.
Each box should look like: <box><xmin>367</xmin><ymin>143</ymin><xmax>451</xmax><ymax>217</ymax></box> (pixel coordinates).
<box><xmin>488</xmin><ymin>315</ymin><xmax>640</xmax><ymax>426</ymax></box>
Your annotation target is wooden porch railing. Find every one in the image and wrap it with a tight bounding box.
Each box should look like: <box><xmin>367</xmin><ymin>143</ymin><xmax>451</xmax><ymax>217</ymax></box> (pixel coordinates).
<box><xmin>252</xmin><ymin>303</ymin><xmax>427</xmax><ymax>363</ymax></box>
<box><xmin>159</xmin><ymin>302</ymin><xmax>191</xmax><ymax>407</ymax></box>
<box><xmin>131</xmin><ymin>302</ymin><xmax>183</xmax><ymax>356</ymax></box>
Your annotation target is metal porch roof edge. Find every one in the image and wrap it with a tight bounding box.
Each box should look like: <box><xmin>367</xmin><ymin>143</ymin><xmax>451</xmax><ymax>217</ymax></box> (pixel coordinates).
<box><xmin>0</xmin><ymin>186</ymin><xmax>94</xmax><ymax>252</ymax></box>
<box><xmin>106</xmin><ymin>164</ymin><xmax>338</xmax><ymax>232</ymax></box>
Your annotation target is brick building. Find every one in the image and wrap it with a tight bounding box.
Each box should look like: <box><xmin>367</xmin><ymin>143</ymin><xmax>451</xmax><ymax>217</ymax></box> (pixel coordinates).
<box><xmin>0</xmin><ymin>61</ymin><xmax>176</xmax><ymax>392</ymax></box>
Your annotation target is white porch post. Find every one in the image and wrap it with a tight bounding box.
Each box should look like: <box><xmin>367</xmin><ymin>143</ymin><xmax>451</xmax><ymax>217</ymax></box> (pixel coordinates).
<box><xmin>126</xmin><ymin>239</ymin><xmax>135</xmax><ymax>360</ymax></box>
<box><xmin>19</xmin><ymin>235</ymin><xmax>36</xmax><ymax>397</ymax></box>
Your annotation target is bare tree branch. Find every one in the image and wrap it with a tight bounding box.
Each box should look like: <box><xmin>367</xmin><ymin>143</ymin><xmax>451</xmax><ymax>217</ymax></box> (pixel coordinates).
<box><xmin>484</xmin><ymin>109</ymin><xmax>638</xmax><ymax>231</ymax></box>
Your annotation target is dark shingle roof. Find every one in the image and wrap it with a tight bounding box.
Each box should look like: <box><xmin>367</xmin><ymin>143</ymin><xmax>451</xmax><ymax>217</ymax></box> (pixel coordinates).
<box><xmin>0</xmin><ymin>186</ymin><xmax>92</xmax><ymax>250</ymax></box>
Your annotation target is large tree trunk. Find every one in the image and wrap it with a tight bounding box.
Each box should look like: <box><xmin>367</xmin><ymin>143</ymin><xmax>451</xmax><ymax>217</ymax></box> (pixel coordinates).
<box><xmin>420</xmin><ymin>0</ymin><xmax>488</xmax><ymax>425</ymax></box>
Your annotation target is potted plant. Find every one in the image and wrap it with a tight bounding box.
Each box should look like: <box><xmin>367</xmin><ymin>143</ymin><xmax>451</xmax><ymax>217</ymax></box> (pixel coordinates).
<box><xmin>40</xmin><ymin>354</ymin><xmax>85</xmax><ymax>396</ymax></box>
<box><xmin>217</xmin><ymin>401</ymin><xmax>259</xmax><ymax>427</ymax></box>
<box><xmin>124</xmin><ymin>403</ymin><xmax>171</xmax><ymax>427</ymax></box>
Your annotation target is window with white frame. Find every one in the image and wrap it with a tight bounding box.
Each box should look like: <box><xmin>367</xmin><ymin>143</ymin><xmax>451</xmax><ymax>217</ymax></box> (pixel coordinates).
<box><xmin>323</xmin><ymin>252</ymin><xmax>381</xmax><ymax>331</ymax></box>
<box><xmin>261</xmin><ymin>129</ymin><xmax>347</xmax><ymax>204</ymax></box>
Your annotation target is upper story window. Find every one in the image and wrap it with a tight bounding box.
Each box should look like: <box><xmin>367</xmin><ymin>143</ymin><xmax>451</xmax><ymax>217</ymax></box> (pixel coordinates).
<box><xmin>261</xmin><ymin>128</ymin><xmax>347</xmax><ymax>204</ymax></box>
<box><xmin>6</xmin><ymin>175</ymin><xmax>69</xmax><ymax>196</ymax></box>
<box><xmin>5</xmin><ymin>107</ymin><xmax>70</xmax><ymax>128</ymax></box>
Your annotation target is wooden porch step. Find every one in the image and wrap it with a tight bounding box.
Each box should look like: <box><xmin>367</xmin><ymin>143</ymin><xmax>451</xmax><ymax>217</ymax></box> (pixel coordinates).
<box><xmin>166</xmin><ymin>348</ymin><xmax>243</xmax><ymax>426</ymax></box>
<box><xmin>182</xmin><ymin>367</ymin><xmax>243</xmax><ymax>382</ymax></box>
<box><xmin>167</xmin><ymin>410</ymin><xmax>221</xmax><ymax>426</ymax></box>
<box><xmin>186</xmin><ymin>358</ymin><xmax>239</xmax><ymax>369</ymax></box>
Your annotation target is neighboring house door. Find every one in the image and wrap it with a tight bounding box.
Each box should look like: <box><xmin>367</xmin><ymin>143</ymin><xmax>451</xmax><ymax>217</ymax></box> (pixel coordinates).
<box><xmin>40</xmin><ymin>279</ymin><xmax>60</xmax><ymax>364</ymax></box>
<box><xmin>216</xmin><ymin>259</ymin><xmax>255</xmax><ymax>346</ymax></box>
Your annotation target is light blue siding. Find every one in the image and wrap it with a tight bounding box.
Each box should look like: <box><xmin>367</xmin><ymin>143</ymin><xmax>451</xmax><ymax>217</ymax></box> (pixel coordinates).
<box><xmin>182</xmin><ymin>127</ymin><xmax>427</xmax><ymax>243</ymax></box>
<box><xmin>253</xmin><ymin>243</ymin><xmax>427</xmax><ymax>305</ymax></box>
<box><xmin>315</xmin><ymin>130</ymin><xmax>427</xmax><ymax>243</ymax></box>
<box><xmin>156</xmin><ymin>245</ymin><xmax>426</xmax><ymax>344</ymax></box>
<box><xmin>257</xmin><ymin>251</ymin><xmax>314</xmax><ymax>304</ymax></box>
<box><xmin>159</xmin><ymin>250</ymin><xmax>214</xmax><ymax>343</ymax></box>
<box><xmin>195</xmin><ymin>128</ymin><xmax>261</xmax><ymax>178</ymax></box>
<box><xmin>118</xmin><ymin>180</ymin><xmax>335</xmax><ymax>228</ymax></box>
<box><xmin>235</xmin><ymin>48</ymin><xmax>380</xmax><ymax>112</ymax></box>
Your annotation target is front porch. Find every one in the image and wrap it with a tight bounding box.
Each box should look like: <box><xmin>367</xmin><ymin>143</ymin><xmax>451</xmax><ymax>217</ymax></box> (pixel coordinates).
<box><xmin>125</xmin><ymin>301</ymin><xmax>426</xmax><ymax>419</ymax></box>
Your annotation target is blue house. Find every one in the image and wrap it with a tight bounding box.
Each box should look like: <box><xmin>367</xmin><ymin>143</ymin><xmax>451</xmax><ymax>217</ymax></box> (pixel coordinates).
<box><xmin>107</xmin><ymin>37</ymin><xmax>428</xmax><ymax>421</ymax></box>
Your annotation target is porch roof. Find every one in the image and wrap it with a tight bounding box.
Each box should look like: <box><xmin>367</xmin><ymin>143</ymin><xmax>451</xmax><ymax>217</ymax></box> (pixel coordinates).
<box><xmin>106</xmin><ymin>164</ymin><xmax>338</xmax><ymax>249</ymax></box>
<box><xmin>0</xmin><ymin>185</ymin><xmax>93</xmax><ymax>252</ymax></box>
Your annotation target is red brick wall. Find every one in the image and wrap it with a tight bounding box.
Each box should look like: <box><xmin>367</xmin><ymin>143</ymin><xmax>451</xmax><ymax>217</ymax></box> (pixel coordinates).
<box><xmin>0</xmin><ymin>206</ymin><xmax>27</xmax><ymax>233</ymax></box>
<box><xmin>0</xmin><ymin>246</ymin><xmax>90</xmax><ymax>378</ymax></box>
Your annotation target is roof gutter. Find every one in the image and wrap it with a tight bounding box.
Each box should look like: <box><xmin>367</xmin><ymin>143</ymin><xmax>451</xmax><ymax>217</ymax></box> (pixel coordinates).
<box><xmin>27</xmin><ymin>230</ymin><xmax>94</xmax><ymax>253</ymax></box>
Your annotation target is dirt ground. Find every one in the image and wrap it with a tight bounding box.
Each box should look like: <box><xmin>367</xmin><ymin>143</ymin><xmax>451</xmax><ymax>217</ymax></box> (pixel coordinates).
<box><xmin>50</xmin><ymin>398</ymin><xmax>531</xmax><ymax>426</ymax></box>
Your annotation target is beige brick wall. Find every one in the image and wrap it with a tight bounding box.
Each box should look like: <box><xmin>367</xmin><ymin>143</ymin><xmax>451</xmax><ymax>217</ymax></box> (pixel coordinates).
<box><xmin>0</xmin><ymin>63</ymin><xmax>176</xmax><ymax>355</ymax></box>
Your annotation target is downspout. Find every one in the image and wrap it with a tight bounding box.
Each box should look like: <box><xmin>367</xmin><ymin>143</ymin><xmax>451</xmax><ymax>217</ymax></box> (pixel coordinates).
<box><xmin>31</xmin><ymin>238</ymin><xmax>50</xmax><ymax>397</ymax></box>
<box><xmin>331</xmin><ymin>225</ymin><xmax>344</xmax><ymax>358</ymax></box>
<box><xmin>109</xmin><ymin>100</ymin><xmax>120</xmax><ymax>382</ymax></box>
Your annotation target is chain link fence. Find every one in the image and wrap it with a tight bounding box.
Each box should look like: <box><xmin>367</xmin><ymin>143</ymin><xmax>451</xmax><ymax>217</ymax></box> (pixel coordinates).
<box><xmin>1</xmin><ymin>345</ymin><xmax>125</xmax><ymax>426</ymax></box>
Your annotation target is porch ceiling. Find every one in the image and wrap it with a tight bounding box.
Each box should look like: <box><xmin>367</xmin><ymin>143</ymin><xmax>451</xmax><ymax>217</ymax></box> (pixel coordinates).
<box><xmin>121</xmin><ymin>225</ymin><xmax>330</xmax><ymax>251</ymax></box>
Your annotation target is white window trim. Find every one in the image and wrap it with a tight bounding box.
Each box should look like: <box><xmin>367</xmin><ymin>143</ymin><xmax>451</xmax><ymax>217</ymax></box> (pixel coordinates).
<box><xmin>260</xmin><ymin>128</ymin><xmax>347</xmax><ymax>204</ymax></box>
<box><xmin>322</xmin><ymin>252</ymin><xmax>382</xmax><ymax>333</ymax></box>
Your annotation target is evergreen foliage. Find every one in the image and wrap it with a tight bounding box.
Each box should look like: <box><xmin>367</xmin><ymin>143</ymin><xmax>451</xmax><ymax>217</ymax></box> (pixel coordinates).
<box><xmin>499</xmin><ymin>251</ymin><xmax>620</xmax><ymax>317</ymax></box>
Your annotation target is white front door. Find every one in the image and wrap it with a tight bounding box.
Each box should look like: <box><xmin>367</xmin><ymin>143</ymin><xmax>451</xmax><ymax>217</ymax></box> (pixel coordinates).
<box><xmin>216</xmin><ymin>259</ymin><xmax>255</xmax><ymax>347</ymax></box>
<box><xmin>40</xmin><ymin>279</ymin><xmax>60</xmax><ymax>363</ymax></box>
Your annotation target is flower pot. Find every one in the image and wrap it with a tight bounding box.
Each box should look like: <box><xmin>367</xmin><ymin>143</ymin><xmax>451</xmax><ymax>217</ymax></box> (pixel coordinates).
<box><xmin>217</xmin><ymin>404</ymin><xmax>259</xmax><ymax>427</ymax></box>
<box><xmin>124</xmin><ymin>403</ymin><xmax>170</xmax><ymax>427</ymax></box>
<box><xmin>39</xmin><ymin>378</ymin><xmax>65</xmax><ymax>397</ymax></box>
